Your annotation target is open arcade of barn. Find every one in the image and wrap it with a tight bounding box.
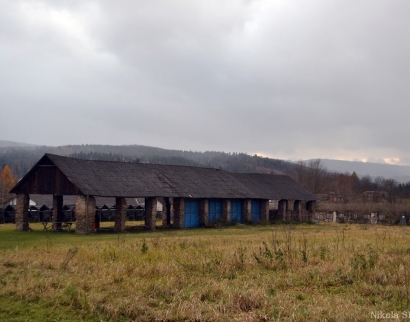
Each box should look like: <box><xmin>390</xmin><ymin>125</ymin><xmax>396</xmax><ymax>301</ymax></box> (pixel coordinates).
<box><xmin>10</xmin><ymin>154</ymin><xmax>316</xmax><ymax>234</ymax></box>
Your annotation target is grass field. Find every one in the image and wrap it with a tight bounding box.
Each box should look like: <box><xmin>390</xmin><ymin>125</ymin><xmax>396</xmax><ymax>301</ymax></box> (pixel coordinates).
<box><xmin>1</xmin><ymin>222</ymin><xmax>410</xmax><ymax>321</ymax></box>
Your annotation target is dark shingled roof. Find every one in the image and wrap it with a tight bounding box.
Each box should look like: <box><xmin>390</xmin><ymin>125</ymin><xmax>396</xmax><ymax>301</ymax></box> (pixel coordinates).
<box><xmin>232</xmin><ymin>173</ymin><xmax>316</xmax><ymax>201</ymax></box>
<box><xmin>11</xmin><ymin>154</ymin><xmax>316</xmax><ymax>201</ymax></box>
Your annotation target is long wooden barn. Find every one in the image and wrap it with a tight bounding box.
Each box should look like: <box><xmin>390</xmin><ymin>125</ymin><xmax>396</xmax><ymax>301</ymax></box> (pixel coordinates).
<box><xmin>10</xmin><ymin>154</ymin><xmax>316</xmax><ymax>234</ymax></box>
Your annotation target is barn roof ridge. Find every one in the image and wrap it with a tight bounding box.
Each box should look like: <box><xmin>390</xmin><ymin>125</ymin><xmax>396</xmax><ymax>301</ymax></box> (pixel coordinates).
<box><xmin>11</xmin><ymin>154</ymin><xmax>316</xmax><ymax>201</ymax></box>
<box><xmin>44</xmin><ymin>153</ymin><xmax>226</xmax><ymax>171</ymax></box>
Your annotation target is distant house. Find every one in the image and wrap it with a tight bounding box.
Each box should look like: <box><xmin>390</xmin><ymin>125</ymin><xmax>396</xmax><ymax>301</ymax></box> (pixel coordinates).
<box><xmin>10</xmin><ymin>154</ymin><xmax>316</xmax><ymax>234</ymax></box>
<box><xmin>314</xmin><ymin>193</ymin><xmax>344</xmax><ymax>203</ymax></box>
<box><xmin>314</xmin><ymin>194</ymin><xmax>329</xmax><ymax>202</ymax></box>
<box><xmin>363</xmin><ymin>191</ymin><xmax>388</xmax><ymax>203</ymax></box>
<box><xmin>328</xmin><ymin>192</ymin><xmax>344</xmax><ymax>203</ymax></box>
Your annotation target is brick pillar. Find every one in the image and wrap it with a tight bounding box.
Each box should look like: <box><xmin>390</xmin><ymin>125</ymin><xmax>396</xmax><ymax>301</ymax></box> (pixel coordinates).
<box><xmin>145</xmin><ymin>197</ymin><xmax>157</xmax><ymax>230</ymax></box>
<box><xmin>75</xmin><ymin>195</ymin><xmax>96</xmax><ymax>234</ymax></box>
<box><xmin>52</xmin><ymin>195</ymin><xmax>64</xmax><ymax>231</ymax></box>
<box><xmin>15</xmin><ymin>194</ymin><xmax>29</xmax><ymax>231</ymax></box>
<box><xmin>173</xmin><ymin>197</ymin><xmax>185</xmax><ymax>229</ymax></box>
<box><xmin>294</xmin><ymin>200</ymin><xmax>302</xmax><ymax>221</ymax></box>
<box><xmin>115</xmin><ymin>197</ymin><xmax>127</xmax><ymax>232</ymax></box>
<box><xmin>222</xmin><ymin>199</ymin><xmax>231</xmax><ymax>223</ymax></box>
<box><xmin>242</xmin><ymin>199</ymin><xmax>251</xmax><ymax>224</ymax></box>
<box><xmin>199</xmin><ymin>199</ymin><xmax>209</xmax><ymax>226</ymax></box>
<box><xmin>261</xmin><ymin>199</ymin><xmax>269</xmax><ymax>222</ymax></box>
<box><xmin>278</xmin><ymin>200</ymin><xmax>286</xmax><ymax>221</ymax></box>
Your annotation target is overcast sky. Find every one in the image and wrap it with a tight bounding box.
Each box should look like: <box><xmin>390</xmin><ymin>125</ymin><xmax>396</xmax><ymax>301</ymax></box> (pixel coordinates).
<box><xmin>1</xmin><ymin>1</ymin><xmax>410</xmax><ymax>164</ymax></box>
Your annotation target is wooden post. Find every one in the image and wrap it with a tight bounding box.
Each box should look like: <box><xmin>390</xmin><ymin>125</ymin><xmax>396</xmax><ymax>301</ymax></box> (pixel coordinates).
<box><xmin>52</xmin><ymin>195</ymin><xmax>63</xmax><ymax>231</ymax></box>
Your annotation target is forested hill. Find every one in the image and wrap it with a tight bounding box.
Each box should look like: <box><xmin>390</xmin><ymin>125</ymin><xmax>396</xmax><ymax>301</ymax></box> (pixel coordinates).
<box><xmin>4</xmin><ymin>143</ymin><xmax>410</xmax><ymax>199</ymax></box>
<box><xmin>0</xmin><ymin>144</ymin><xmax>295</xmax><ymax>179</ymax></box>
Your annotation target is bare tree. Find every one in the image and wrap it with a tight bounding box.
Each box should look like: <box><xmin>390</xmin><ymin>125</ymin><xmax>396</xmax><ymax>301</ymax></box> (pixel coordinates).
<box><xmin>306</xmin><ymin>159</ymin><xmax>326</xmax><ymax>194</ymax></box>
<box><xmin>289</xmin><ymin>159</ymin><xmax>327</xmax><ymax>194</ymax></box>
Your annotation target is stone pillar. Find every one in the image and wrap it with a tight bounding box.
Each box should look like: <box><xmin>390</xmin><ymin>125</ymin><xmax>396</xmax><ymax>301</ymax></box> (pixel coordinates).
<box><xmin>294</xmin><ymin>200</ymin><xmax>302</xmax><ymax>221</ymax></box>
<box><xmin>52</xmin><ymin>195</ymin><xmax>64</xmax><ymax>231</ymax></box>
<box><xmin>222</xmin><ymin>199</ymin><xmax>231</xmax><ymax>223</ymax></box>
<box><xmin>15</xmin><ymin>194</ymin><xmax>29</xmax><ymax>231</ymax></box>
<box><xmin>75</xmin><ymin>195</ymin><xmax>96</xmax><ymax>234</ymax></box>
<box><xmin>278</xmin><ymin>200</ymin><xmax>286</xmax><ymax>221</ymax></box>
<box><xmin>242</xmin><ymin>199</ymin><xmax>251</xmax><ymax>224</ymax></box>
<box><xmin>145</xmin><ymin>197</ymin><xmax>157</xmax><ymax>230</ymax></box>
<box><xmin>261</xmin><ymin>199</ymin><xmax>269</xmax><ymax>222</ymax></box>
<box><xmin>199</xmin><ymin>199</ymin><xmax>209</xmax><ymax>226</ymax></box>
<box><xmin>115</xmin><ymin>197</ymin><xmax>127</xmax><ymax>232</ymax></box>
<box><xmin>173</xmin><ymin>197</ymin><xmax>185</xmax><ymax>229</ymax></box>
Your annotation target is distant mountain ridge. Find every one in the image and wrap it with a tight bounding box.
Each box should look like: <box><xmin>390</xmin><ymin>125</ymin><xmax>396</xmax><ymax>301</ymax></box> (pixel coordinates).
<box><xmin>310</xmin><ymin>159</ymin><xmax>410</xmax><ymax>183</ymax></box>
<box><xmin>2</xmin><ymin>141</ymin><xmax>410</xmax><ymax>184</ymax></box>
<box><xmin>0</xmin><ymin>143</ymin><xmax>294</xmax><ymax>179</ymax></box>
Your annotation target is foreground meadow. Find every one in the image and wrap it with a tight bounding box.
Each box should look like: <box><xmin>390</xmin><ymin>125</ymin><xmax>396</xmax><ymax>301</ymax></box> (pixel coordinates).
<box><xmin>1</xmin><ymin>223</ymin><xmax>410</xmax><ymax>321</ymax></box>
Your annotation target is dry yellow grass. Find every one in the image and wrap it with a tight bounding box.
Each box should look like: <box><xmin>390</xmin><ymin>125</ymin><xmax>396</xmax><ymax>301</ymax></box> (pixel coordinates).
<box><xmin>1</xmin><ymin>223</ymin><xmax>410</xmax><ymax>321</ymax></box>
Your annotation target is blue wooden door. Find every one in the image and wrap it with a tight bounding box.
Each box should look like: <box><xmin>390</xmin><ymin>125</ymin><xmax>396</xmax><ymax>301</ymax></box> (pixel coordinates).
<box><xmin>184</xmin><ymin>199</ymin><xmax>199</xmax><ymax>228</ymax></box>
<box><xmin>231</xmin><ymin>199</ymin><xmax>242</xmax><ymax>223</ymax></box>
<box><xmin>251</xmin><ymin>200</ymin><xmax>261</xmax><ymax>222</ymax></box>
<box><xmin>208</xmin><ymin>199</ymin><xmax>222</xmax><ymax>224</ymax></box>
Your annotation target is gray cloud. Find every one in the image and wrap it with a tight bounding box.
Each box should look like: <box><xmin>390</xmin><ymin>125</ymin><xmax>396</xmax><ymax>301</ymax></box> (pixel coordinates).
<box><xmin>1</xmin><ymin>0</ymin><xmax>410</xmax><ymax>164</ymax></box>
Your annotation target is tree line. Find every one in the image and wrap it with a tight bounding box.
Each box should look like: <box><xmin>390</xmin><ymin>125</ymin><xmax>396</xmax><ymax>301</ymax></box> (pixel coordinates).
<box><xmin>0</xmin><ymin>165</ymin><xmax>17</xmax><ymax>204</ymax></box>
<box><xmin>288</xmin><ymin>160</ymin><xmax>410</xmax><ymax>202</ymax></box>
